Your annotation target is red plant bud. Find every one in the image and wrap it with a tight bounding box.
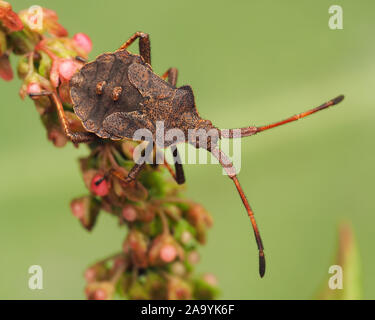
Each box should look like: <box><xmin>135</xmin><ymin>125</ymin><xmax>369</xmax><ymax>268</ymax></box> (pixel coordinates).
<box><xmin>91</xmin><ymin>174</ymin><xmax>110</xmax><ymax>197</ymax></box>
<box><xmin>84</xmin><ymin>268</ymin><xmax>96</xmax><ymax>283</ymax></box>
<box><xmin>42</xmin><ymin>8</ymin><xmax>68</xmax><ymax>37</ymax></box>
<box><xmin>112</xmin><ymin>256</ymin><xmax>127</xmax><ymax>272</ymax></box>
<box><xmin>123</xmin><ymin>230</ymin><xmax>149</xmax><ymax>268</ymax></box>
<box><xmin>160</xmin><ymin>244</ymin><xmax>177</xmax><ymax>263</ymax></box>
<box><xmin>203</xmin><ymin>273</ymin><xmax>218</xmax><ymax>287</ymax></box>
<box><xmin>122</xmin><ymin>205</ymin><xmax>137</xmax><ymax>222</ymax></box>
<box><xmin>0</xmin><ymin>54</ymin><xmax>13</xmax><ymax>81</ymax></box>
<box><xmin>84</xmin><ymin>264</ymin><xmax>108</xmax><ymax>283</ymax></box>
<box><xmin>73</xmin><ymin>33</ymin><xmax>92</xmax><ymax>54</ymax></box>
<box><xmin>58</xmin><ymin>59</ymin><xmax>78</xmax><ymax>81</ymax></box>
<box><xmin>85</xmin><ymin>281</ymin><xmax>114</xmax><ymax>300</ymax></box>
<box><xmin>167</xmin><ymin>277</ymin><xmax>192</xmax><ymax>300</ymax></box>
<box><xmin>27</xmin><ymin>82</ymin><xmax>42</xmax><ymax>97</ymax></box>
<box><xmin>187</xmin><ymin>250</ymin><xmax>200</xmax><ymax>264</ymax></box>
<box><xmin>0</xmin><ymin>1</ymin><xmax>24</xmax><ymax>32</ymax></box>
<box><xmin>71</xmin><ymin>198</ymin><xmax>85</xmax><ymax>219</ymax></box>
<box><xmin>149</xmin><ymin>235</ymin><xmax>184</xmax><ymax>266</ymax></box>
<box><xmin>70</xmin><ymin>196</ymin><xmax>100</xmax><ymax>231</ymax></box>
<box><xmin>186</xmin><ymin>204</ymin><xmax>213</xmax><ymax>243</ymax></box>
<box><xmin>137</xmin><ymin>204</ymin><xmax>155</xmax><ymax>223</ymax></box>
<box><xmin>93</xmin><ymin>289</ymin><xmax>106</xmax><ymax>300</ymax></box>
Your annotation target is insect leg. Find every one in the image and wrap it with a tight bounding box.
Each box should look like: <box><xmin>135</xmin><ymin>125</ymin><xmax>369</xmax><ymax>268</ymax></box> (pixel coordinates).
<box><xmin>29</xmin><ymin>91</ymin><xmax>96</xmax><ymax>144</ymax></box>
<box><xmin>170</xmin><ymin>145</ymin><xmax>185</xmax><ymax>184</ymax></box>
<box><xmin>220</xmin><ymin>95</ymin><xmax>344</xmax><ymax>138</ymax></box>
<box><xmin>161</xmin><ymin>67</ymin><xmax>186</xmax><ymax>184</ymax></box>
<box><xmin>125</xmin><ymin>162</ymin><xmax>146</xmax><ymax>183</ymax></box>
<box><xmin>75</xmin><ymin>56</ymin><xmax>87</xmax><ymax>63</ymax></box>
<box><xmin>210</xmin><ymin>147</ymin><xmax>265</xmax><ymax>278</ymax></box>
<box><xmin>161</xmin><ymin>68</ymin><xmax>178</xmax><ymax>87</ymax></box>
<box><xmin>118</xmin><ymin>32</ymin><xmax>151</xmax><ymax>65</ymax></box>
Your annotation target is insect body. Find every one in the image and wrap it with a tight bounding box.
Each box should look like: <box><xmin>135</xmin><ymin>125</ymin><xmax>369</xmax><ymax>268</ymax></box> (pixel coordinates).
<box><xmin>31</xmin><ymin>32</ymin><xmax>344</xmax><ymax>278</ymax></box>
<box><xmin>70</xmin><ymin>49</ymin><xmax>212</xmax><ymax>147</ymax></box>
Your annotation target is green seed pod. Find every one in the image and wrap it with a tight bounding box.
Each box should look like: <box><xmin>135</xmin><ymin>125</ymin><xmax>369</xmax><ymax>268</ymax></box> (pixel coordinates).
<box><xmin>17</xmin><ymin>55</ymin><xmax>29</xmax><ymax>79</ymax></box>
<box><xmin>37</xmin><ymin>51</ymin><xmax>52</xmax><ymax>78</ymax></box>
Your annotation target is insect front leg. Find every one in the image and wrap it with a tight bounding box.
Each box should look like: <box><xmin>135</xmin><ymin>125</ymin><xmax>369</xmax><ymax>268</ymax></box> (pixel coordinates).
<box><xmin>118</xmin><ymin>32</ymin><xmax>151</xmax><ymax>65</ymax></box>
<box><xmin>161</xmin><ymin>67</ymin><xmax>186</xmax><ymax>185</ymax></box>
<box><xmin>29</xmin><ymin>91</ymin><xmax>96</xmax><ymax>144</ymax></box>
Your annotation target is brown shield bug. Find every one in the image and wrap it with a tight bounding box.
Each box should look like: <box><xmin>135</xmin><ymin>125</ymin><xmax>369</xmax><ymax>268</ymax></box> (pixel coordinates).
<box><xmin>30</xmin><ymin>32</ymin><xmax>344</xmax><ymax>278</ymax></box>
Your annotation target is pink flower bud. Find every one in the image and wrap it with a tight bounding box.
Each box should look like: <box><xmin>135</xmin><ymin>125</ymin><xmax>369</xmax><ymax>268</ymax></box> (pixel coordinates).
<box><xmin>84</xmin><ymin>268</ymin><xmax>97</xmax><ymax>282</ymax></box>
<box><xmin>160</xmin><ymin>244</ymin><xmax>177</xmax><ymax>263</ymax></box>
<box><xmin>123</xmin><ymin>230</ymin><xmax>149</xmax><ymax>268</ymax></box>
<box><xmin>85</xmin><ymin>281</ymin><xmax>114</xmax><ymax>300</ymax></box>
<box><xmin>27</xmin><ymin>82</ymin><xmax>42</xmax><ymax>96</ymax></box>
<box><xmin>187</xmin><ymin>250</ymin><xmax>200</xmax><ymax>264</ymax></box>
<box><xmin>91</xmin><ymin>174</ymin><xmax>110</xmax><ymax>196</ymax></box>
<box><xmin>73</xmin><ymin>33</ymin><xmax>92</xmax><ymax>54</ymax></box>
<box><xmin>84</xmin><ymin>264</ymin><xmax>108</xmax><ymax>283</ymax></box>
<box><xmin>167</xmin><ymin>277</ymin><xmax>192</xmax><ymax>300</ymax></box>
<box><xmin>70</xmin><ymin>196</ymin><xmax>101</xmax><ymax>231</ymax></box>
<box><xmin>70</xmin><ymin>199</ymin><xmax>85</xmax><ymax>219</ymax></box>
<box><xmin>122</xmin><ymin>205</ymin><xmax>137</xmax><ymax>222</ymax></box>
<box><xmin>203</xmin><ymin>273</ymin><xmax>218</xmax><ymax>286</ymax></box>
<box><xmin>58</xmin><ymin>59</ymin><xmax>78</xmax><ymax>81</ymax></box>
<box><xmin>92</xmin><ymin>288</ymin><xmax>107</xmax><ymax>300</ymax></box>
<box><xmin>181</xmin><ymin>231</ymin><xmax>193</xmax><ymax>244</ymax></box>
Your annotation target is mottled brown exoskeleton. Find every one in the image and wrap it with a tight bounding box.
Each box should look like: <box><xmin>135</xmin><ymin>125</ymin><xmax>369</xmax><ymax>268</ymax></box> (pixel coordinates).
<box><xmin>31</xmin><ymin>32</ymin><xmax>344</xmax><ymax>278</ymax></box>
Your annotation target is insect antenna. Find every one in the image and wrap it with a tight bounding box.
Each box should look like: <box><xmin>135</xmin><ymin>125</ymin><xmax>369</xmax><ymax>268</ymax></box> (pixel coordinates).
<box><xmin>220</xmin><ymin>95</ymin><xmax>344</xmax><ymax>138</ymax></box>
<box><xmin>210</xmin><ymin>148</ymin><xmax>265</xmax><ymax>277</ymax></box>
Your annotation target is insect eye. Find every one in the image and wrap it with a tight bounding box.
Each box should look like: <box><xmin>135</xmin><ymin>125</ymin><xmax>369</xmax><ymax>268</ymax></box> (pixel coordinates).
<box><xmin>96</xmin><ymin>81</ymin><xmax>106</xmax><ymax>95</ymax></box>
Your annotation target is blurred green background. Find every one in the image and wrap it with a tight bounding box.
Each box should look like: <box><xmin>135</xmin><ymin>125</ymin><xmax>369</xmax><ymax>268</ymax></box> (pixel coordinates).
<box><xmin>1</xmin><ymin>0</ymin><xmax>374</xmax><ymax>299</ymax></box>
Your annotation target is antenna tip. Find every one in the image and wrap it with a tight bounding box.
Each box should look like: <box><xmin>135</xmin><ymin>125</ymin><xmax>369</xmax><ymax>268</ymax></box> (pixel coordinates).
<box><xmin>259</xmin><ymin>251</ymin><xmax>266</xmax><ymax>278</ymax></box>
<box><xmin>332</xmin><ymin>95</ymin><xmax>345</xmax><ymax>105</ymax></box>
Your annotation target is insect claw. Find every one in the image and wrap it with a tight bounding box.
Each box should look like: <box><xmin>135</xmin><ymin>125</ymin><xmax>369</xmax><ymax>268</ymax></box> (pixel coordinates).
<box><xmin>28</xmin><ymin>90</ymin><xmax>53</xmax><ymax>98</ymax></box>
<box><xmin>259</xmin><ymin>251</ymin><xmax>266</xmax><ymax>278</ymax></box>
<box><xmin>124</xmin><ymin>177</ymin><xmax>134</xmax><ymax>184</ymax></box>
<box><xmin>75</xmin><ymin>56</ymin><xmax>87</xmax><ymax>63</ymax></box>
<box><xmin>332</xmin><ymin>94</ymin><xmax>345</xmax><ymax>105</ymax></box>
